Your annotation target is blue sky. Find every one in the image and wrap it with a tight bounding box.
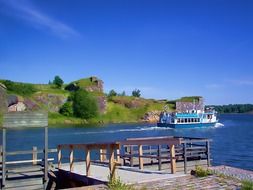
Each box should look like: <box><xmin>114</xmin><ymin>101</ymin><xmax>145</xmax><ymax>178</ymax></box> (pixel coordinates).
<box><xmin>0</xmin><ymin>0</ymin><xmax>253</xmax><ymax>105</ymax></box>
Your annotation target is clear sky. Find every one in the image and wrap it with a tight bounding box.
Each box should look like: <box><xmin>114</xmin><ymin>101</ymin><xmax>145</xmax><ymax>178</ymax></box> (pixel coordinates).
<box><xmin>0</xmin><ymin>0</ymin><xmax>253</xmax><ymax>105</ymax></box>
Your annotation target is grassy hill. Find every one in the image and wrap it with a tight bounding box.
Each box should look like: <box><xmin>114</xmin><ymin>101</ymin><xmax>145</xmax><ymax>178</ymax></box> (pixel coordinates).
<box><xmin>0</xmin><ymin>77</ymin><xmax>201</xmax><ymax>126</ymax></box>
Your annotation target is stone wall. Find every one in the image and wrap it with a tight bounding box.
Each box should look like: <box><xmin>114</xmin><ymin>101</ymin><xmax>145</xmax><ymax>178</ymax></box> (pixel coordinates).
<box><xmin>0</xmin><ymin>83</ymin><xmax>7</xmax><ymax>113</ymax></box>
<box><xmin>143</xmin><ymin>111</ymin><xmax>160</xmax><ymax>123</ymax></box>
<box><xmin>176</xmin><ymin>97</ymin><xmax>204</xmax><ymax>112</ymax></box>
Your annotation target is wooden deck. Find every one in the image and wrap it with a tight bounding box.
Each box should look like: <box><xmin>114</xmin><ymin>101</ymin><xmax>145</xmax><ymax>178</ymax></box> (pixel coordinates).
<box><xmin>1</xmin><ymin>136</ymin><xmax>211</xmax><ymax>189</ymax></box>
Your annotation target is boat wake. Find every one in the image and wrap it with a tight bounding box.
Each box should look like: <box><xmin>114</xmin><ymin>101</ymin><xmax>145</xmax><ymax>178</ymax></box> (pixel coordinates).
<box><xmin>72</xmin><ymin>126</ymin><xmax>171</xmax><ymax>135</ymax></box>
<box><xmin>214</xmin><ymin>122</ymin><xmax>224</xmax><ymax>128</ymax></box>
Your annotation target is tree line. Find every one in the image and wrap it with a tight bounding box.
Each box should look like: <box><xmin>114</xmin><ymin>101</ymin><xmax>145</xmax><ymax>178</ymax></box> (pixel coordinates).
<box><xmin>208</xmin><ymin>104</ymin><xmax>253</xmax><ymax>113</ymax></box>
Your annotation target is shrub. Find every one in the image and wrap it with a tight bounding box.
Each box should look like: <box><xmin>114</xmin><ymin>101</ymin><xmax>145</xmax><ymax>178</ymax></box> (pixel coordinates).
<box><xmin>53</xmin><ymin>76</ymin><xmax>64</xmax><ymax>88</ymax></box>
<box><xmin>108</xmin><ymin>90</ymin><xmax>117</xmax><ymax>97</ymax></box>
<box><xmin>59</xmin><ymin>102</ymin><xmax>73</xmax><ymax>116</ymax></box>
<box><xmin>65</xmin><ymin>83</ymin><xmax>80</xmax><ymax>92</ymax></box>
<box><xmin>194</xmin><ymin>166</ymin><xmax>212</xmax><ymax>177</ymax></box>
<box><xmin>3</xmin><ymin>80</ymin><xmax>37</xmax><ymax>96</ymax></box>
<box><xmin>72</xmin><ymin>90</ymin><xmax>98</xmax><ymax>119</ymax></box>
<box><xmin>241</xmin><ymin>180</ymin><xmax>253</xmax><ymax>190</ymax></box>
<box><xmin>108</xmin><ymin>176</ymin><xmax>134</xmax><ymax>190</ymax></box>
<box><xmin>132</xmin><ymin>89</ymin><xmax>141</xmax><ymax>97</ymax></box>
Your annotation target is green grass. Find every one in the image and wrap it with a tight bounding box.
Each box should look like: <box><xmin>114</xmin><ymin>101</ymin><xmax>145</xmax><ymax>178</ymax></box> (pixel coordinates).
<box><xmin>241</xmin><ymin>180</ymin><xmax>253</xmax><ymax>190</ymax></box>
<box><xmin>177</xmin><ymin>96</ymin><xmax>202</xmax><ymax>102</ymax></box>
<box><xmin>108</xmin><ymin>176</ymin><xmax>135</xmax><ymax>190</ymax></box>
<box><xmin>73</xmin><ymin>78</ymin><xmax>94</xmax><ymax>88</ymax></box>
<box><xmin>194</xmin><ymin>166</ymin><xmax>212</xmax><ymax>177</ymax></box>
<box><xmin>48</xmin><ymin>112</ymin><xmax>84</xmax><ymax>125</ymax></box>
<box><xmin>34</xmin><ymin>84</ymin><xmax>69</xmax><ymax>96</ymax></box>
<box><xmin>93</xmin><ymin>102</ymin><xmax>138</xmax><ymax>123</ymax></box>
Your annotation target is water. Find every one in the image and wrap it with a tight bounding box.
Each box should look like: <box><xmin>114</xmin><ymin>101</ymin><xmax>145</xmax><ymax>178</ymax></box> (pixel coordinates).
<box><xmin>1</xmin><ymin>114</ymin><xmax>253</xmax><ymax>171</ymax></box>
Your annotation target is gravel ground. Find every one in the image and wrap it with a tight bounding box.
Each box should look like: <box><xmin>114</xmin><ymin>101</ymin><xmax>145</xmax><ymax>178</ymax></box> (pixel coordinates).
<box><xmin>210</xmin><ymin>165</ymin><xmax>253</xmax><ymax>182</ymax></box>
<box><xmin>134</xmin><ymin>175</ymin><xmax>241</xmax><ymax>190</ymax></box>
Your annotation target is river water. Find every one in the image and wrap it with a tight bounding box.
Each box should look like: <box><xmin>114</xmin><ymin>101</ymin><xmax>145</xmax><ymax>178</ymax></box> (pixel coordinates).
<box><xmin>2</xmin><ymin>114</ymin><xmax>253</xmax><ymax>171</ymax></box>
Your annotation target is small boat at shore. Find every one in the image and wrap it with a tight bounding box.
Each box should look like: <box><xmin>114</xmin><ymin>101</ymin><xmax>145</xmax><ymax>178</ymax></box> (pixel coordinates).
<box><xmin>157</xmin><ymin>108</ymin><xmax>218</xmax><ymax>128</ymax></box>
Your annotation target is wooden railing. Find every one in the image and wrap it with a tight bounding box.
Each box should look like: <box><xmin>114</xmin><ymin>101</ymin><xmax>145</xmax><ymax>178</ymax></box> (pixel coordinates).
<box><xmin>119</xmin><ymin>136</ymin><xmax>182</xmax><ymax>174</ymax></box>
<box><xmin>57</xmin><ymin>142</ymin><xmax>120</xmax><ymax>179</ymax></box>
<box><xmin>0</xmin><ymin>146</ymin><xmax>57</xmax><ymax>165</ymax></box>
<box><xmin>119</xmin><ymin>136</ymin><xmax>212</xmax><ymax>174</ymax></box>
<box><xmin>56</xmin><ymin>136</ymin><xmax>211</xmax><ymax>177</ymax></box>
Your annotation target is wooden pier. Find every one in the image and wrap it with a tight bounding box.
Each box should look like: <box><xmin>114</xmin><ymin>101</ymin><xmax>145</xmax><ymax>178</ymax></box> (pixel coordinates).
<box><xmin>56</xmin><ymin>136</ymin><xmax>211</xmax><ymax>188</ymax></box>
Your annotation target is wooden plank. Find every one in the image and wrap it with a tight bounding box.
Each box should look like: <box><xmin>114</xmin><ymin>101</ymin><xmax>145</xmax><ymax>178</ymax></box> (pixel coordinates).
<box><xmin>130</xmin><ymin>146</ymin><xmax>134</xmax><ymax>167</ymax></box>
<box><xmin>99</xmin><ymin>149</ymin><xmax>106</xmax><ymax>162</ymax></box>
<box><xmin>116</xmin><ymin>148</ymin><xmax>120</xmax><ymax>163</ymax></box>
<box><xmin>206</xmin><ymin>141</ymin><xmax>211</xmax><ymax>167</ymax></box>
<box><xmin>158</xmin><ymin>145</ymin><xmax>162</xmax><ymax>171</ymax></box>
<box><xmin>44</xmin><ymin>126</ymin><xmax>48</xmax><ymax>188</ymax></box>
<box><xmin>3</xmin><ymin>112</ymin><xmax>48</xmax><ymax>128</ymax></box>
<box><xmin>2</xmin><ymin>128</ymin><xmax>6</xmax><ymax>188</ymax></box>
<box><xmin>4</xmin><ymin>158</ymin><xmax>54</xmax><ymax>165</ymax></box>
<box><xmin>32</xmin><ymin>146</ymin><xmax>38</xmax><ymax>165</ymax></box>
<box><xmin>170</xmin><ymin>144</ymin><xmax>176</xmax><ymax>174</ymax></box>
<box><xmin>120</xmin><ymin>138</ymin><xmax>182</xmax><ymax>146</ymax></box>
<box><xmin>183</xmin><ymin>142</ymin><xmax>187</xmax><ymax>174</ymax></box>
<box><xmin>126</xmin><ymin>136</ymin><xmax>174</xmax><ymax>141</ymax></box>
<box><xmin>138</xmin><ymin>145</ymin><xmax>143</xmax><ymax>170</ymax></box>
<box><xmin>86</xmin><ymin>148</ymin><xmax>91</xmax><ymax>176</ymax></box>
<box><xmin>109</xmin><ymin>145</ymin><xmax>116</xmax><ymax>179</ymax></box>
<box><xmin>60</xmin><ymin>143</ymin><xmax>120</xmax><ymax>150</ymax></box>
<box><xmin>69</xmin><ymin>146</ymin><xmax>74</xmax><ymax>172</ymax></box>
<box><xmin>58</xmin><ymin>147</ymin><xmax>62</xmax><ymax>169</ymax></box>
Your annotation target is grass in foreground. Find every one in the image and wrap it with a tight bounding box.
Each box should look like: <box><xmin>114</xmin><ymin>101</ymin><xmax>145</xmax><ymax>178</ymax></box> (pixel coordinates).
<box><xmin>241</xmin><ymin>180</ymin><xmax>253</xmax><ymax>190</ymax></box>
<box><xmin>108</xmin><ymin>177</ymin><xmax>135</xmax><ymax>190</ymax></box>
<box><xmin>194</xmin><ymin>166</ymin><xmax>212</xmax><ymax>177</ymax></box>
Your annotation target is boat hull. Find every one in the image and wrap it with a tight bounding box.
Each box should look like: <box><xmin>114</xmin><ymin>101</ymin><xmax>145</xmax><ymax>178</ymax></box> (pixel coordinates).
<box><xmin>157</xmin><ymin>122</ymin><xmax>217</xmax><ymax>128</ymax></box>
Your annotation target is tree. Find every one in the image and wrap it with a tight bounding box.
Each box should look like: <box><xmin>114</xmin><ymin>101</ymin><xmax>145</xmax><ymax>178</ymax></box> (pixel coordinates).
<box><xmin>53</xmin><ymin>76</ymin><xmax>64</xmax><ymax>88</ymax></box>
<box><xmin>59</xmin><ymin>102</ymin><xmax>73</xmax><ymax>116</ymax></box>
<box><xmin>132</xmin><ymin>89</ymin><xmax>141</xmax><ymax>97</ymax></box>
<box><xmin>108</xmin><ymin>89</ymin><xmax>117</xmax><ymax>97</ymax></box>
<box><xmin>73</xmin><ymin>90</ymin><xmax>98</xmax><ymax>119</ymax></box>
<box><xmin>119</xmin><ymin>91</ymin><xmax>126</xmax><ymax>96</ymax></box>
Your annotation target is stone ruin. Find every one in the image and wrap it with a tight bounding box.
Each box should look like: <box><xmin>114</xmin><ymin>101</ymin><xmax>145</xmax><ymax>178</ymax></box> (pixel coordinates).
<box><xmin>176</xmin><ymin>97</ymin><xmax>204</xmax><ymax>112</ymax></box>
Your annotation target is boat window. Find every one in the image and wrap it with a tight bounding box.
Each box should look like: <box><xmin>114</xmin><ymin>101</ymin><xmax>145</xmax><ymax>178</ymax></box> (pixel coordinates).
<box><xmin>177</xmin><ymin>119</ymin><xmax>180</xmax><ymax>123</ymax></box>
<box><xmin>181</xmin><ymin>119</ymin><xmax>184</xmax><ymax>123</ymax></box>
<box><xmin>191</xmin><ymin>118</ymin><xmax>194</xmax><ymax>122</ymax></box>
<box><xmin>185</xmin><ymin>118</ymin><xmax>187</xmax><ymax>123</ymax></box>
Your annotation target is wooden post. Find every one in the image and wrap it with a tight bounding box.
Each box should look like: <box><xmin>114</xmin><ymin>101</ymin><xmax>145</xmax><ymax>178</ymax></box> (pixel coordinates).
<box><xmin>86</xmin><ymin>147</ymin><xmax>91</xmax><ymax>176</ymax></box>
<box><xmin>32</xmin><ymin>146</ymin><xmax>38</xmax><ymax>165</ymax></box>
<box><xmin>158</xmin><ymin>145</ymin><xmax>162</xmax><ymax>171</ymax></box>
<box><xmin>130</xmin><ymin>146</ymin><xmax>134</xmax><ymax>167</ymax></box>
<box><xmin>109</xmin><ymin>145</ymin><xmax>116</xmax><ymax>179</ymax></box>
<box><xmin>43</xmin><ymin>125</ymin><xmax>49</xmax><ymax>189</ymax></box>
<box><xmin>183</xmin><ymin>142</ymin><xmax>187</xmax><ymax>174</ymax></box>
<box><xmin>99</xmin><ymin>149</ymin><xmax>107</xmax><ymax>162</ymax></box>
<box><xmin>138</xmin><ymin>145</ymin><xmax>143</xmax><ymax>170</ymax></box>
<box><xmin>69</xmin><ymin>146</ymin><xmax>74</xmax><ymax>172</ymax></box>
<box><xmin>170</xmin><ymin>144</ymin><xmax>176</xmax><ymax>174</ymax></box>
<box><xmin>206</xmin><ymin>141</ymin><xmax>210</xmax><ymax>167</ymax></box>
<box><xmin>116</xmin><ymin>148</ymin><xmax>120</xmax><ymax>163</ymax></box>
<box><xmin>0</xmin><ymin>145</ymin><xmax>2</xmax><ymax>164</ymax></box>
<box><xmin>58</xmin><ymin>146</ymin><xmax>62</xmax><ymax>169</ymax></box>
<box><xmin>2</xmin><ymin>128</ymin><xmax>6</xmax><ymax>188</ymax></box>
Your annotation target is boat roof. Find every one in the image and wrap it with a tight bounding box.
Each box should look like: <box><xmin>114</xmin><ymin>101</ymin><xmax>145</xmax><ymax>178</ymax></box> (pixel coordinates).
<box><xmin>175</xmin><ymin>113</ymin><xmax>199</xmax><ymax>118</ymax></box>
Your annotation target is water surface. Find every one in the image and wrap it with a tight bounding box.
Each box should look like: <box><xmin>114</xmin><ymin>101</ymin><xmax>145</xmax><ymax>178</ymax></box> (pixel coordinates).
<box><xmin>1</xmin><ymin>114</ymin><xmax>253</xmax><ymax>171</ymax></box>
